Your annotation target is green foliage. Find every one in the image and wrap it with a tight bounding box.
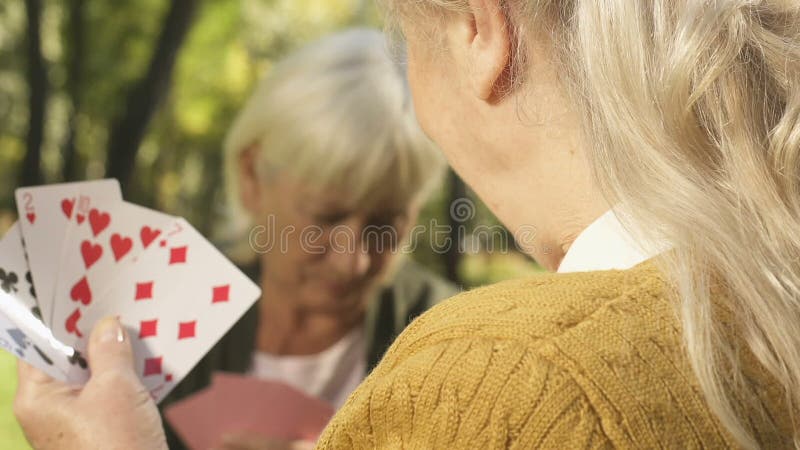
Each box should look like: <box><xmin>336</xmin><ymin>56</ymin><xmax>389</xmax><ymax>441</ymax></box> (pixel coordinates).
<box><xmin>124</xmin><ymin>0</ymin><xmax>385</xmax><ymax>232</ymax></box>
<box><xmin>0</xmin><ymin>351</ymin><xmax>30</xmax><ymax>450</ymax></box>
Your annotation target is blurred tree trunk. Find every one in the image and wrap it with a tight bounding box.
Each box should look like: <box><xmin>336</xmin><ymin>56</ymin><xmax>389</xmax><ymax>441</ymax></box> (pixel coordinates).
<box><xmin>61</xmin><ymin>0</ymin><xmax>85</xmax><ymax>182</ymax></box>
<box><xmin>20</xmin><ymin>0</ymin><xmax>46</xmax><ymax>187</ymax></box>
<box><xmin>445</xmin><ymin>170</ymin><xmax>467</xmax><ymax>284</ymax></box>
<box><xmin>105</xmin><ymin>0</ymin><xmax>199</xmax><ymax>192</ymax></box>
<box><xmin>196</xmin><ymin>151</ymin><xmax>222</xmax><ymax>236</ymax></box>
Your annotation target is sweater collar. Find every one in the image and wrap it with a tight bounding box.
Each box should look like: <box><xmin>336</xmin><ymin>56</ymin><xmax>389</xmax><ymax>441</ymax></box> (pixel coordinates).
<box><xmin>557</xmin><ymin>209</ymin><xmax>665</xmax><ymax>273</ymax></box>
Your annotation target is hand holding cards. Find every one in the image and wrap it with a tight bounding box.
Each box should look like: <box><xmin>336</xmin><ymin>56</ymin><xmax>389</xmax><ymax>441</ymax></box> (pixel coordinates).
<box><xmin>4</xmin><ymin>179</ymin><xmax>261</xmax><ymax>403</ymax></box>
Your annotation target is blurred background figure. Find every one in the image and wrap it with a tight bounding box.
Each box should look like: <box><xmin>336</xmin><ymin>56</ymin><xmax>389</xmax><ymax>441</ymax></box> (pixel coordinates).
<box><xmin>160</xmin><ymin>28</ymin><xmax>457</xmax><ymax>448</ymax></box>
<box><xmin>0</xmin><ymin>2</ymin><xmax>541</xmax><ymax>447</ymax></box>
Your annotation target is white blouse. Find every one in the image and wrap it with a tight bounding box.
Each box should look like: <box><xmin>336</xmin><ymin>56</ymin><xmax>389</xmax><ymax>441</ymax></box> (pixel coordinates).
<box><xmin>557</xmin><ymin>209</ymin><xmax>665</xmax><ymax>273</ymax></box>
<box><xmin>247</xmin><ymin>325</ymin><xmax>367</xmax><ymax>410</ymax></box>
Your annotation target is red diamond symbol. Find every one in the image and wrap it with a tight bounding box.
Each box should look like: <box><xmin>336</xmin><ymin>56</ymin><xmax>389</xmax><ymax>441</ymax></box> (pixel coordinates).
<box><xmin>165</xmin><ymin>374</ymin><xmax>173</xmax><ymax>382</ymax></box>
<box><xmin>135</xmin><ymin>281</ymin><xmax>153</xmax><ymax>301</ymax></box>
<box><xmin>143</xmin><ymin>357</ymin><xmax>163</xmax><ymax>376</ymax></box>
<box><xmin>169</xmin><ymin>246</ymin><xmax>187</xmax><ymax>265</ymax></box>
<box><xmin>212</xmin><ymin>285</ymin><xmax>230</xmax><ymax>304</ymax></box>
<box><xmin>178</xmin><ymin>321</ymin><xmax>196</xmax><ymax>340</ymax></box>
<box><xmin>139</xmin><ymin>319</ymin><xmax>158</xmax><ymax>339</ymax></box>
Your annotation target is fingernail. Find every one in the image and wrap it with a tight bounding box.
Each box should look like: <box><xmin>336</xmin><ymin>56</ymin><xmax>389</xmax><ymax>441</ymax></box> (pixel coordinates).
<box><xmin>96</xmin><ymin>317</ymin><xmax>125</xmax><ymax>344</ymax></box>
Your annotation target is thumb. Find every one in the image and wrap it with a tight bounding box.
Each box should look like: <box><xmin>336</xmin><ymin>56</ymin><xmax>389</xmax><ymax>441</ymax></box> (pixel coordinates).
<box><xmin>87</xmin><ymin>317</ymin><xmax>135</xmax><ymax>376</ymax></box>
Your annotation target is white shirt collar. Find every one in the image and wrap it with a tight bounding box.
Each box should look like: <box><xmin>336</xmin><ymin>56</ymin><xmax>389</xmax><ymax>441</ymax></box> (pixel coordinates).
<box><xmin>557</xmin><ymin>209</ymin><xmax>664</xmax><ymax>273</ymax></box>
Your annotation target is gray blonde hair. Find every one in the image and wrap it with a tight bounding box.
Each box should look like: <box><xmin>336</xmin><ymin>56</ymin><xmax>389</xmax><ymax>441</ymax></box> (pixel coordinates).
<box><xmin>223</xmin><ymin>28</ymin><xmax>446</xmax><ymax>262</ymax></box>
<box><xmin>384</xmin><ymin>0</ymin><xmax>800</xmax><ymax>447</ymax></box>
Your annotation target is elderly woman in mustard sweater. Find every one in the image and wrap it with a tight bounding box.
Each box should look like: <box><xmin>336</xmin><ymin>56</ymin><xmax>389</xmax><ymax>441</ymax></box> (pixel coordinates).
<box><xmin>14</xmin><ymin>0</ymin><xmax>800</xmax><ymax>448</ymax></box>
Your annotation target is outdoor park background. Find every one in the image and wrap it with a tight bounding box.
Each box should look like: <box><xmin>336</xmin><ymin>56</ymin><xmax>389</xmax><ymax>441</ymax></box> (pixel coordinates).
<box><xmin>0</xmin><ymin>0</ymin><xmax>541</xmax><ymax>446</ymax></box>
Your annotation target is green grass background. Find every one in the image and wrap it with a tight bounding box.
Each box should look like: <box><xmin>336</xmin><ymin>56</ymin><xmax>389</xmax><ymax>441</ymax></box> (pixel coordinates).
<box><xmin>0</xmin><ymin>351</ymin><xmax>31</xmax><ymax>449</ymax></box>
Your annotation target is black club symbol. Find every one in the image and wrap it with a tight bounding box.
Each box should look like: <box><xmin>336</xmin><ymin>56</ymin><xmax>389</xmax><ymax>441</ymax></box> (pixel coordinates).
<box><xmin>25</xmin><ymin>271</ymin><xmax>36</xmax><ymax>299</ymax></box>
<box><xmin>69</xmin><ymin>350</ymin><xmax>88</xmax><ymax>369</ymax></box>
<box><xmin>0</xmin><ymin>269</ymin><xmax>19</xmax><ymax>294</ymax></box>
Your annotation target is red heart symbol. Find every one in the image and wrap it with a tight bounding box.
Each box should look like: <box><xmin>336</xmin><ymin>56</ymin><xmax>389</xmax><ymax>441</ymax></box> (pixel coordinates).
<box><xmin>110</xmin><ymin>234</ymin><xmax>133</xmax><ymax>261</ymax></box>
<box><xmin>70</xmin><ymin>277</ymin><xmax>92</xmax><ymax>305</ymax></box>
<box><xmin>26</xmin><ymin>213</ymin><xmax>36</xmax><ymax>224</ymax></box>
<box><xmin>61</xmin><ymin>198</ymin><xmax>75</xmax><ymax>218</ymax></box>
<box><xmin>65</xmin><ymin>308</ymin><xmax>84</xmax><ymax>338</ymax></box>
<box><xmin>140</xmin><ymin>226</ymin><xmax>161</xmax><ymax>249</ymax></box>
<box><xmin>80</xmin><ymin>241</ymin><xmax>103</xmax><ymax>269</ymax></box>
<box><xmin>76</xmin><ymin>214</ymin><xmax>86</xmax><ymax>224</ymax></box>
<box><xmin>88</xmin><ymin>209</ymin><xmax>111</xmax><ymax>237</ymax></box>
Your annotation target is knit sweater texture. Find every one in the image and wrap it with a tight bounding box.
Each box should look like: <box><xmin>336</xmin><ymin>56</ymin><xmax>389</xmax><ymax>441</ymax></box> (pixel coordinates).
<box><xmin>316</xmin><ymin>259</ymin><xmax>793</xmax><ymax>449</ymax></box>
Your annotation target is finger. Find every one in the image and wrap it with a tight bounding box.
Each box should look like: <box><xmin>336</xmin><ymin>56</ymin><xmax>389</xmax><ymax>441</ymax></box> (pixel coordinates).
<box><xmin>290</xmin><ymin>441</ymin><xmax>316</xmax><ymax>450</ymax></box>
<box><xmin>16</xmin><ymin>359</ymin><xmax>48</xmax><ymax>409</ymax></box>
<box><xmin>217</xmin><ymin>433</ymin><xmax>247</xmax><ymax>449</ymax></box>
<box><xmin>16</xmin><ymin>359</ymin><xmax>57</xmax><ymax>390</ymax></box>
<box><xmin>211</xmin><ymin>435</ymin><xmax>237</xmax><ymax>450</ymax></box>
<box><xmin>14</xmin><ymin>359</ymin><xmax>71</xmax><ymax>431</ymax></box>
<box><xmin>218</xmin><ymin>433</ymin><xmax>269</xmax><ymax>450</ymax></box>
<box><xmin>87</xmin><ymin>317</ymin><xmax>135</xmax><ymax>375</ymax></box>
<box><xmin>15</xmin><ymin>358</ymin><xmax>72</xmax><ymax>403</ymax></box>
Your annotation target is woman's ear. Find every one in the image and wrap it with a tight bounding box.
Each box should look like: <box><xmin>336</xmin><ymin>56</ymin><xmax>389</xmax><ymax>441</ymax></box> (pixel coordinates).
<box><xmin>463</xmin><ymin>0</ymin><xmax>512</xmax><ymax>101</ymax></box>
<box><xmin>237</xmin><ymin>143</ymin><xmax>263</xmax><ymax>214</ymax></box>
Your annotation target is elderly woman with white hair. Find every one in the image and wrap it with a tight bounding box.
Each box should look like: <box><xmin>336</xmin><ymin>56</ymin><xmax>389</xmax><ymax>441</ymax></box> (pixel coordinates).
<box><xmin>158</xmin><ymin>28</ymin><xmax>456</xmax><ymax>449</ymax></box>
<box><xmin>15</xmin><ymin>0</ymin><xmax>800</xmax><ymax>449</ymax></box>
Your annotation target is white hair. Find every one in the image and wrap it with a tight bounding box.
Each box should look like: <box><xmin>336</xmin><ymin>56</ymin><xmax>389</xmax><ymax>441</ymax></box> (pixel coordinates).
<box><xmin>222</xmin><ymin>28</ymin><xmax>446</xmax><ymax>262</ymax></box>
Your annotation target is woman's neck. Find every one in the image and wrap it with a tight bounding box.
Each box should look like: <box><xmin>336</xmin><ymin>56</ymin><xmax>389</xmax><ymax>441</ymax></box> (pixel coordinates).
<box><xmin>254</xmin><ymin>270</ymin><xmax>365</xmax><ymax>356</ymax></box>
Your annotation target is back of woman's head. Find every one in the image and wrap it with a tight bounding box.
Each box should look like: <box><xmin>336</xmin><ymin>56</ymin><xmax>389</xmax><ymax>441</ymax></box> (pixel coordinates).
<box><xmin>384</xmin><ymin>1</ymin><xmax>800</xmax><ymax>447</ymax></box>
<box><xmin>223</xmin><ymin>28</ymin><xmax>445</xmax><ymax>260</ymax></box>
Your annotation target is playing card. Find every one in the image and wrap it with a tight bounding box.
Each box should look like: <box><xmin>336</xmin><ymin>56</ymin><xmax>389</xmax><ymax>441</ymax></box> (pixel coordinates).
<box><xmin>163</xmin><ymin>384</ymin><xmax>226</xmax><ymax>449</ymax></box>
<box><xmin>0</xmin><ymin>293</ymin><xmax>89</xmax><ymax>383</ymax></box>
<box><xmin>164</xmin><ymin>372</ymin><xmax>334</xmax><ymax>449</ymax></box>
<box><xmin>212</xmin><ymin>372</ymin><xmax>334</xmax><ymax>441</ymax></box>
<box><xmin>50</xmin><ymin>201</ymin><xmax>175</xmax><ymax>343</ymax></box>
<box><xmin>0</xmin><ymin>223</ymin><xmax>89</xmax><ymax>383</ymax></box>
<box><xmin>73</xmin><ymin>218</ymin><xmax>260</xmax><ymax>403</ymax></box>
<box><xmin>0</xmin><ymin>224</ymin><xmax>41</xmax><ymax>313</ymax></box>
<box><xmin>0</xmin><ymin>309</ymin><xmax>65</xmax><ymax>381</ymax></box>
<box><xmin>15</xmin><ymin>180</ymin><xmax>122</xmax><ymax>326</ymax></box>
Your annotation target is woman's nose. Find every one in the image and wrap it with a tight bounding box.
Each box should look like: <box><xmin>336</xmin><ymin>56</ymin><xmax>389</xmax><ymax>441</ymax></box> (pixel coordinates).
<box><xmin>328</xmin><ymin>241</ymin><xmax>371</xmax><ymax>279</ymax></box>
<box><xmin>327</xmin><ymin>223</ymin><xmax>372</xmax><ymax>279</ymax></box>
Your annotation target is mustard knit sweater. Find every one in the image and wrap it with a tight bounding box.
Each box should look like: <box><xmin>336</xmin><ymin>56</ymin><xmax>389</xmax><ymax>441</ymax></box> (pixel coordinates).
<box><xmin>316</xmin><ymin>259</ymin><xmax>793</xmax><ymax>449</ymax></box>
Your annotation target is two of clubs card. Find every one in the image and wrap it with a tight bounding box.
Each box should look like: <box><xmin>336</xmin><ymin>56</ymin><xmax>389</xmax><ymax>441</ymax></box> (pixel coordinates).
<box><xmin>2</xmin><ymin>179</ymin><xmax>260</xmax><ymax>403</ymax></box>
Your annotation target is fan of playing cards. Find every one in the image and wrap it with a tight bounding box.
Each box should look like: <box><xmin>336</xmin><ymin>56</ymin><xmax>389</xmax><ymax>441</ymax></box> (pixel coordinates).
<box><xmin>0</xmin><ymin>179</ymin><xmax>260</xmax><ymax>403</ymax></box>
